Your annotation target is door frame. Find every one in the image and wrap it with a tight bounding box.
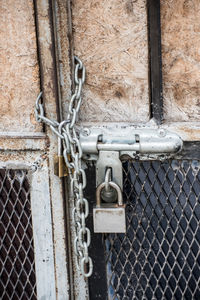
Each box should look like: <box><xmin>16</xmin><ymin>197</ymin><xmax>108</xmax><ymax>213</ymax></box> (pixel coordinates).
<box><xmin>33</xmin><ymin>1</ymin><xmax>70</xmax><ymax>298</ymax></box>
<box><xmin>34</xmin><ymin>0</ymin><xmax>89</xmax><ymax>299</ymax></box>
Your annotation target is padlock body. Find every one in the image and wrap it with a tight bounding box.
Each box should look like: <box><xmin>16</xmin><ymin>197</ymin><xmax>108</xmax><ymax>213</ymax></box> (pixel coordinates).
<box><xmin>93</xmin><ymin>204</ymin><xmax>126</xmax><ymax>233</ymax></box>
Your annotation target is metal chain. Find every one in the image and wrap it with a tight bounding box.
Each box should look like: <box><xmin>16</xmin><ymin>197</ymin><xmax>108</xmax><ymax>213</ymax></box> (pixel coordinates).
<box><xmin>35</xmin><ymin>56</ymin><xmax>93</xmax><ymax>277</ymax></box>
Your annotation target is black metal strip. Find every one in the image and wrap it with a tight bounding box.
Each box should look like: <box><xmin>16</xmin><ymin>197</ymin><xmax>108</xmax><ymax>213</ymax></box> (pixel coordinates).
<box><xmin>147</xmin><ymin>0</ymin><xmax>163</xmax><ymax>123</ymax></box>
<box><xmin>85</xmin><ymin>164</ymin><xmax>108</xmax><ymax>300</ymax></box>
<box><xmin>175</xmin><ymin>142</ymin><xmax>200</xmax><ymax>160</ymax></box>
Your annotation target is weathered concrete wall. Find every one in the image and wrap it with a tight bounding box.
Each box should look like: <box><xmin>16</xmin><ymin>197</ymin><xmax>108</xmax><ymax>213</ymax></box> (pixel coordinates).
<box><xmin>161</xmin><ymin>0</ymin><xmax>200</xmax><ymax>122</ymax></box>
<box><xmin>0</xmin><ymin>0</ymin><xmax>41</xmax><ymax>132</ymax></box>
<box><xmin>72</xmin><ymin>0</ymin><xmax>149</xmax><ymax>123</ymax></box>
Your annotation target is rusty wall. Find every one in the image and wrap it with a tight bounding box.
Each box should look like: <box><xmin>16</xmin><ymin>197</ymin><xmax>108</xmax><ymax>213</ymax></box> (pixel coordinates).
<box><xmin>0</xmin><ymin>1</ymin><xmax>41</xmax><ymax>132</ymax></box>
<box><xmin>161</xmin><ymin>0</ymin><xmax>200</xmax><ymax>122</ymax></box>
<box><xmin>72</xmin><ymin>0</ymin><xmax>149</xmax><ymax>123</ymax></box>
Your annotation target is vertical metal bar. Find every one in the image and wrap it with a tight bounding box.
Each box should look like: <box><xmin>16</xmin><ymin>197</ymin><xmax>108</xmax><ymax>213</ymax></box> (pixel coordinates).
<box><xmin>85</xmin><ymin>166</ymin><xmax>108</xmax><ymax>300</ymax></box>
<box><xmin>31</xmin><ymin>162</ymin><xmax>57</xmax><ymax>300</ymax></box>
<box><xmin>147</xmin><ymin>0</ymin><xmax>163</xmax><ymax>123</ymax></box>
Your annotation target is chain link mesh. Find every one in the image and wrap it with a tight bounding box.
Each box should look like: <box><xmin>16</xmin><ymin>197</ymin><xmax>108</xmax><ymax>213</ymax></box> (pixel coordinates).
<box><xmin>105</xmin><ymin>160</ymin><xmax>200</xmax><ymax>300</ymax></box>
<box><xmin>0</xmin><ymin>169</ymin><xmax>37</xmax><ymax>299</ymax></box>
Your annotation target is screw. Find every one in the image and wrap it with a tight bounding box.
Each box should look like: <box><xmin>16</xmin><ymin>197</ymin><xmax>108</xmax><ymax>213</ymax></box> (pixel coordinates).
<box><xmin>159</xmin><ymin>129</ymin><xmax>166</xmax><ymax>137</ymax></box>
<box><xmin>82</xmin><ymin>128</ymin><xmax>90</xmax><ymax>137</ymax></box>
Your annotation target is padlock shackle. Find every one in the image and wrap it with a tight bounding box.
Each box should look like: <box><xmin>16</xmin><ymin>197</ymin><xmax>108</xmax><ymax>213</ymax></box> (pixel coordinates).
<box><xmin>96</xmin><ymin>181</ymin><xmax>123</xmax><ymax>207</ymax></box>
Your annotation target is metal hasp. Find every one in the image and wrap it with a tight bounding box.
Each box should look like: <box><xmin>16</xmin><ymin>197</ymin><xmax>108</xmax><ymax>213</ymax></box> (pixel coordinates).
<box><xmin>80</xmin><ymin>125</ymin><xmax>183</xmax><ymax>191</ymax></box>
<box><xmin>81</xmin><ymin>127</ymin><xmax>182</xmax><ymax>233</ymax></box>
<box><xmin>80</xmin><ymin>127</ymin><xmax>183</xmax><ymax>159</ymax></box>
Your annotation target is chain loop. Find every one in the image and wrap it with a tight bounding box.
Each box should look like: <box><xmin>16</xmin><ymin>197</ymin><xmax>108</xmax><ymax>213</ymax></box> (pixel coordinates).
<box><xmin>35</xmin><ymin>57</ymin><xmax>93</xmax><ymax>277</ymax></box>
<box><xmin>81</xmin><ymin>257</ymin><xmax>93</xmax><ymax>278</ymax></box>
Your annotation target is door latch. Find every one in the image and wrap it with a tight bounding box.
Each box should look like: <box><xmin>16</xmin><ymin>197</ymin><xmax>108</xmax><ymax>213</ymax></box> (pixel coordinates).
<box><xmin>80</xmin><ymin>126</ymin><xmax>182</xmax><ymax>232</ymax></box>
<box><xmin>80</xmin><ymin>127</ymin><xmax>182</xmax><ymax>186</ymax></box>
<box><xmin>80</xmin><ymin>127</ymin><xmax>182</xmax><ymax>159</ymax></box>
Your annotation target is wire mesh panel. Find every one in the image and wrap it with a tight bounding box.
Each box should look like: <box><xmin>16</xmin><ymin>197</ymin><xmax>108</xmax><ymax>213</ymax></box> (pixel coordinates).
<box><xmin>105</xmin><ymin>160</ymin><xmax>200</xmax><ymax>300</ymax></box>
<box><xmin>0</xmin><ymin>169</ymin><xmax>37</xmax><ymax>299</ymax></box>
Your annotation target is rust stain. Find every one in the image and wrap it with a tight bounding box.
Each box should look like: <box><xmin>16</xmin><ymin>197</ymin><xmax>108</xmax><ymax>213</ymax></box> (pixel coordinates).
<box><xmin>30</xmin><ymin>112</ymin><xmax>38</xmax><ymax>125</ymax></box>
<box><xmin>125</xmin><ymin>0</ymin><xmax>134</xmax><ymax>15</ymax></box>
<box><xmin>178</xmin><ymin>127</ymin><xmax>200</xmax><ymax>140</ymax></box>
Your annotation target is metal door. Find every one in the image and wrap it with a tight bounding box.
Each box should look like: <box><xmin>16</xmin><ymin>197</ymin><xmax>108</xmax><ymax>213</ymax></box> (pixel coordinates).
<box><xmin>0</xmin><ymin>1</ymin><xmax>69</xmax><ymax>299</ymax></box>
<box><xmin>52</xmin><ymin>0</ymin><xmax>200</xmax><ymax>299</ymax></box>
<box><xmin>3</xmin><ymin>0</ymin><xmax>197</xmax><ymax>299</ymax></box>
<box><xmin>93</xmin><ymin>160</ymin><xmax>200</xmax><ymax>299</ymax></box>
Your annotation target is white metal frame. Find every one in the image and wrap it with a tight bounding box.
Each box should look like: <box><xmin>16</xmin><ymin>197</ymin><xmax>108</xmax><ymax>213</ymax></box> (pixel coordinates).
<box><xmin>30</xmin><ymin>159</ymin><xmax>56</xmax><ymax>299</ymax></box>
<box><xmin>0</xmin><ymin>154</ymin><xmax>57</xmax><ymax>299</ymax></box>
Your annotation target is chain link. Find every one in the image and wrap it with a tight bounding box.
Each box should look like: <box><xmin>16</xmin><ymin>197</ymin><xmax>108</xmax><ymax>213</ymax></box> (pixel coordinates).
<box><xmin>35</xmin><ymin>56</ymin><xmax>93</xmax><ymax>277</ymax></box>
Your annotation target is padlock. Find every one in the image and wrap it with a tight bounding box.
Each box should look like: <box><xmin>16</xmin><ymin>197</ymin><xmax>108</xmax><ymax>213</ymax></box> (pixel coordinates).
<box><xmin>54</xmin><ymin>136</ymin><xmax>69</xmax><ymax>177</ymax></box>
<box><xmin>93</xmin><ymin>181</ymin><xmax>126</xmax><ymax>233</ymax></box>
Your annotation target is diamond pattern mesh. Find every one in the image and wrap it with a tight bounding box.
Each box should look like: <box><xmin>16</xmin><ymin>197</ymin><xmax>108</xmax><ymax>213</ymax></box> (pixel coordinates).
<box><xmin>105</xmin><ymin>160</ymin><xmax>200</xmax><ymax>300</ymax></box>
<box><xmin>0</xmin><ymin>169</ymin><xmax>37</xmax><ymax>299</ymax></box>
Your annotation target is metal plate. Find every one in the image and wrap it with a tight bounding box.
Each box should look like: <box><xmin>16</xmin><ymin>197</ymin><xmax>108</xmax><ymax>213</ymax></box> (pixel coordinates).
<box><xmin>105</xmin><ymin>160</ymin><xmax>200</xmax><ymax>300</ymax></box>
<box><xmin>0</xmin><ymin>169</ymin><xmax>37</xmax><ymax>299</ymax></box>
